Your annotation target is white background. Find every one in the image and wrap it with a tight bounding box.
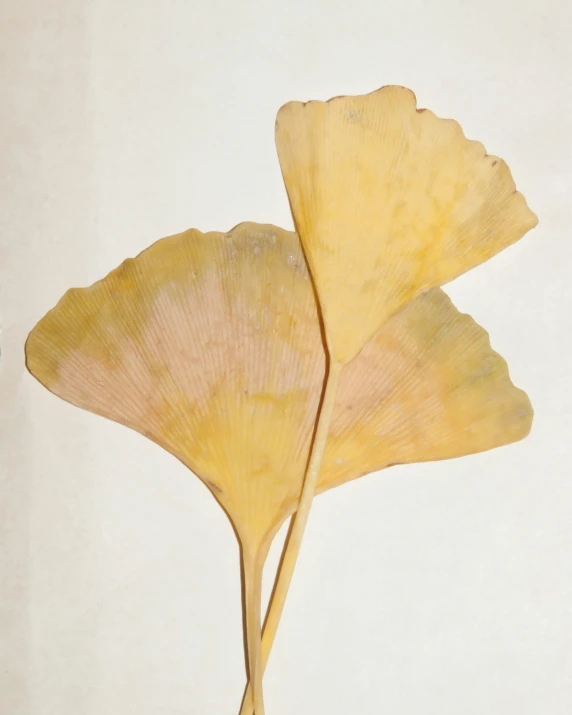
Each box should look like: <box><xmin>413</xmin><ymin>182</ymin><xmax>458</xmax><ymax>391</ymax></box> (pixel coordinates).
<box><xmin>1</xmin><ymin>0</ymin><xmax>571</xmax><ymax>713</ymax></box>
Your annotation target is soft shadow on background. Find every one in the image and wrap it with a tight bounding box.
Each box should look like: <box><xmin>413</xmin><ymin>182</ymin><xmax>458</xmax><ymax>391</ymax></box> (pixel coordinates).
<box><xmin>1</xmin><ymin>0</ymin><xmax>571</xmax><ymax>713</ymax></box>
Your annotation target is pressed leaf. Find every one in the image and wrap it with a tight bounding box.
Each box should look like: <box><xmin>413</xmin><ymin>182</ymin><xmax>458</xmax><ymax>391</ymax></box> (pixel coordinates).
<box><xmin>26</xmin><ymin>223</ymin><xmax>325</xmax><ymax>552</ymax></box>
<box><xmin>320</xmin><ymin>288</ymin><xmax>532</xmax><ymax>495</ymax></box>
<box><xmin>275</xmin><ymin>85</ymin><xmax>538</xmax><ymax>364</ymax></box>
<box><xmin>25</xmin><ymin>221</ymin><xmax>321</xmax><ymax>715</ymax></box>
<box><xmin>26</xmin><ymin>223</ymin><xmax>531</xmax><ymax>545</ymax></box>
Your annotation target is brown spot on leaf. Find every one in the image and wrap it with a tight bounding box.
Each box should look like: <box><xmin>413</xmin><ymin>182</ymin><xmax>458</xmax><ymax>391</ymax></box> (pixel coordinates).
<box><xmin>205</xmin><ymin>479</ymin><xmax>223</xmax><ymax>495</ymax></box>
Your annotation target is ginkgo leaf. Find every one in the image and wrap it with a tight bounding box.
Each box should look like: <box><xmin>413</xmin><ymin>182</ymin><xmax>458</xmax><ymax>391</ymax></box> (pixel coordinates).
<box><xmin>275</xmin><ymin>85</ymin><xmax>538</xmax><ymax>365</ymax></box>
<box><xmin>319</xmin><ymin>287</ymin><xmax>532</xmax><ymax>495</ymax></box>
<box><xmin>239</xmin><ymin>282</ymin><xmax>533</xmax><ymax>713</ymax></box>
<box><xmin>261</xmin><ymin>87</ymin><xmax>537</xmax><ymax>715</ymax></box>
<box><xmin>26</xmin><ymin>223</ymin><xmax>325</xmax><ymax>553</ymax></box>
<box><xmin>26</xmin><ymin>221</ymin><xmax>323</xmax><ymax>715</ymax></box>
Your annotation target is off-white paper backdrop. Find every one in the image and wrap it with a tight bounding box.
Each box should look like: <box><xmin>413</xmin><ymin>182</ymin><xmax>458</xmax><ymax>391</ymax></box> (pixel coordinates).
<box><xmin>1</xmin><ymin>0</ymin><xmax>570</xmax><ymax>713</ymax></box>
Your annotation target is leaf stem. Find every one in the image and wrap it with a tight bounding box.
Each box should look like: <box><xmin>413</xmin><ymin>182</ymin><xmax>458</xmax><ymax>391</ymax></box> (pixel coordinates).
<box><xmin>243</xmin><ymin>546</ymin><xmax>266</xmax><ymax>715</ymax></box>
<box><xmin>239</xmin><ymin>359</ymin><xmax>342</xmax><ymax>715</ymax></box>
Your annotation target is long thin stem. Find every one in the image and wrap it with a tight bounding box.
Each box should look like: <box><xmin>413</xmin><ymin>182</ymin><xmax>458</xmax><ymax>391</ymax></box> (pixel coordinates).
<box><xmin>243</xmin><ymin>547</ymin><xmax>265</xmax><ymax>715</ymax></box>
<box><xmin>239</xmin><ymin>359</ymin><xmax>342</xmax><ymax>715</ymax></box>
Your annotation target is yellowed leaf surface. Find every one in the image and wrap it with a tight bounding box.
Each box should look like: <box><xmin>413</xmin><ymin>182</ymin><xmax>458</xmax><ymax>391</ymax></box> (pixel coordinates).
<box><xmin>276</xmin><ymin>85</ymin><xmax>538</xmax><ymax>364</ymax></box>
<box><xmin>26</xmin><ymin>223</ymin><xmax>325</xmax><ymax>552</ymax></box>
<box><xmin>26</xmin><ymin>224</ymin><xmax>531</xmax><ymax>550</ymax></box>
<box><xmin>320</xmin><ymin>288</ymin><xmax>532</xmax><ymax>495</ymax></box>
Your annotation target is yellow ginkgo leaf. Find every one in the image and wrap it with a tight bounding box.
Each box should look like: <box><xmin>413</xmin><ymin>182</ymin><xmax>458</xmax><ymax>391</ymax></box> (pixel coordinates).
<box><xmin>26</xmin><ymin>222</ymin><xmax>325</xmax><ymax>715</ymax></box>
<box><xmin>264</xmin><ymin>87</ymin><xmax>537</xmax><ymax>715</ymax></box>
<box><xmin>275</xmin><ymin>85</ymin><xmax>538</xmax><ymax>365</ymax></box>
<box><xmin>27</xmin><ymin>224</ymin><xmax>325</xmax><ymax>553</ymax></box>
<box><xmin>320</xmin><ymin>287</ymin><xmax>532</xmax><ymax>494</ymax></box>
<box><xmin>239</xmin><ymin>285</ymin><xmax>532</xmax><ymax>715</ymax></box>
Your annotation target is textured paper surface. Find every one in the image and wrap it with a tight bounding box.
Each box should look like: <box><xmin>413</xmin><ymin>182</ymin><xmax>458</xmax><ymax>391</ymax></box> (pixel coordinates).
<box><xmin>1</xmin><ymin>1</ymin><xmax>571</xmax><ymax>713</ymax></box>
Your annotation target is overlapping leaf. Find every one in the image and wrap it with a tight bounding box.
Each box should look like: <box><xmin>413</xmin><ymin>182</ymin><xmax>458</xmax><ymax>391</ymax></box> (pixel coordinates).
<box><xmin>26</xmin><ymin>223</ymin><xmax>531</xmax><ymax>549</ymax></box>
<box><xmin>276</xmin><ymin>86</ymin><xmax>538</xmax><ymax>363</ymax></box>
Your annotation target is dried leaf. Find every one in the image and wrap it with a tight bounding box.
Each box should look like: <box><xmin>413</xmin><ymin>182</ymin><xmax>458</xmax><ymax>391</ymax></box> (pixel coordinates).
<box><xmin>321</xmin><ymin>288</ymin><xmax>532</xmax><ymax>495</ymax></box>
<box><xmin>276</xmin><ymin>85</ymin><xmax>538</xmax><ymax>364</ymax></box>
